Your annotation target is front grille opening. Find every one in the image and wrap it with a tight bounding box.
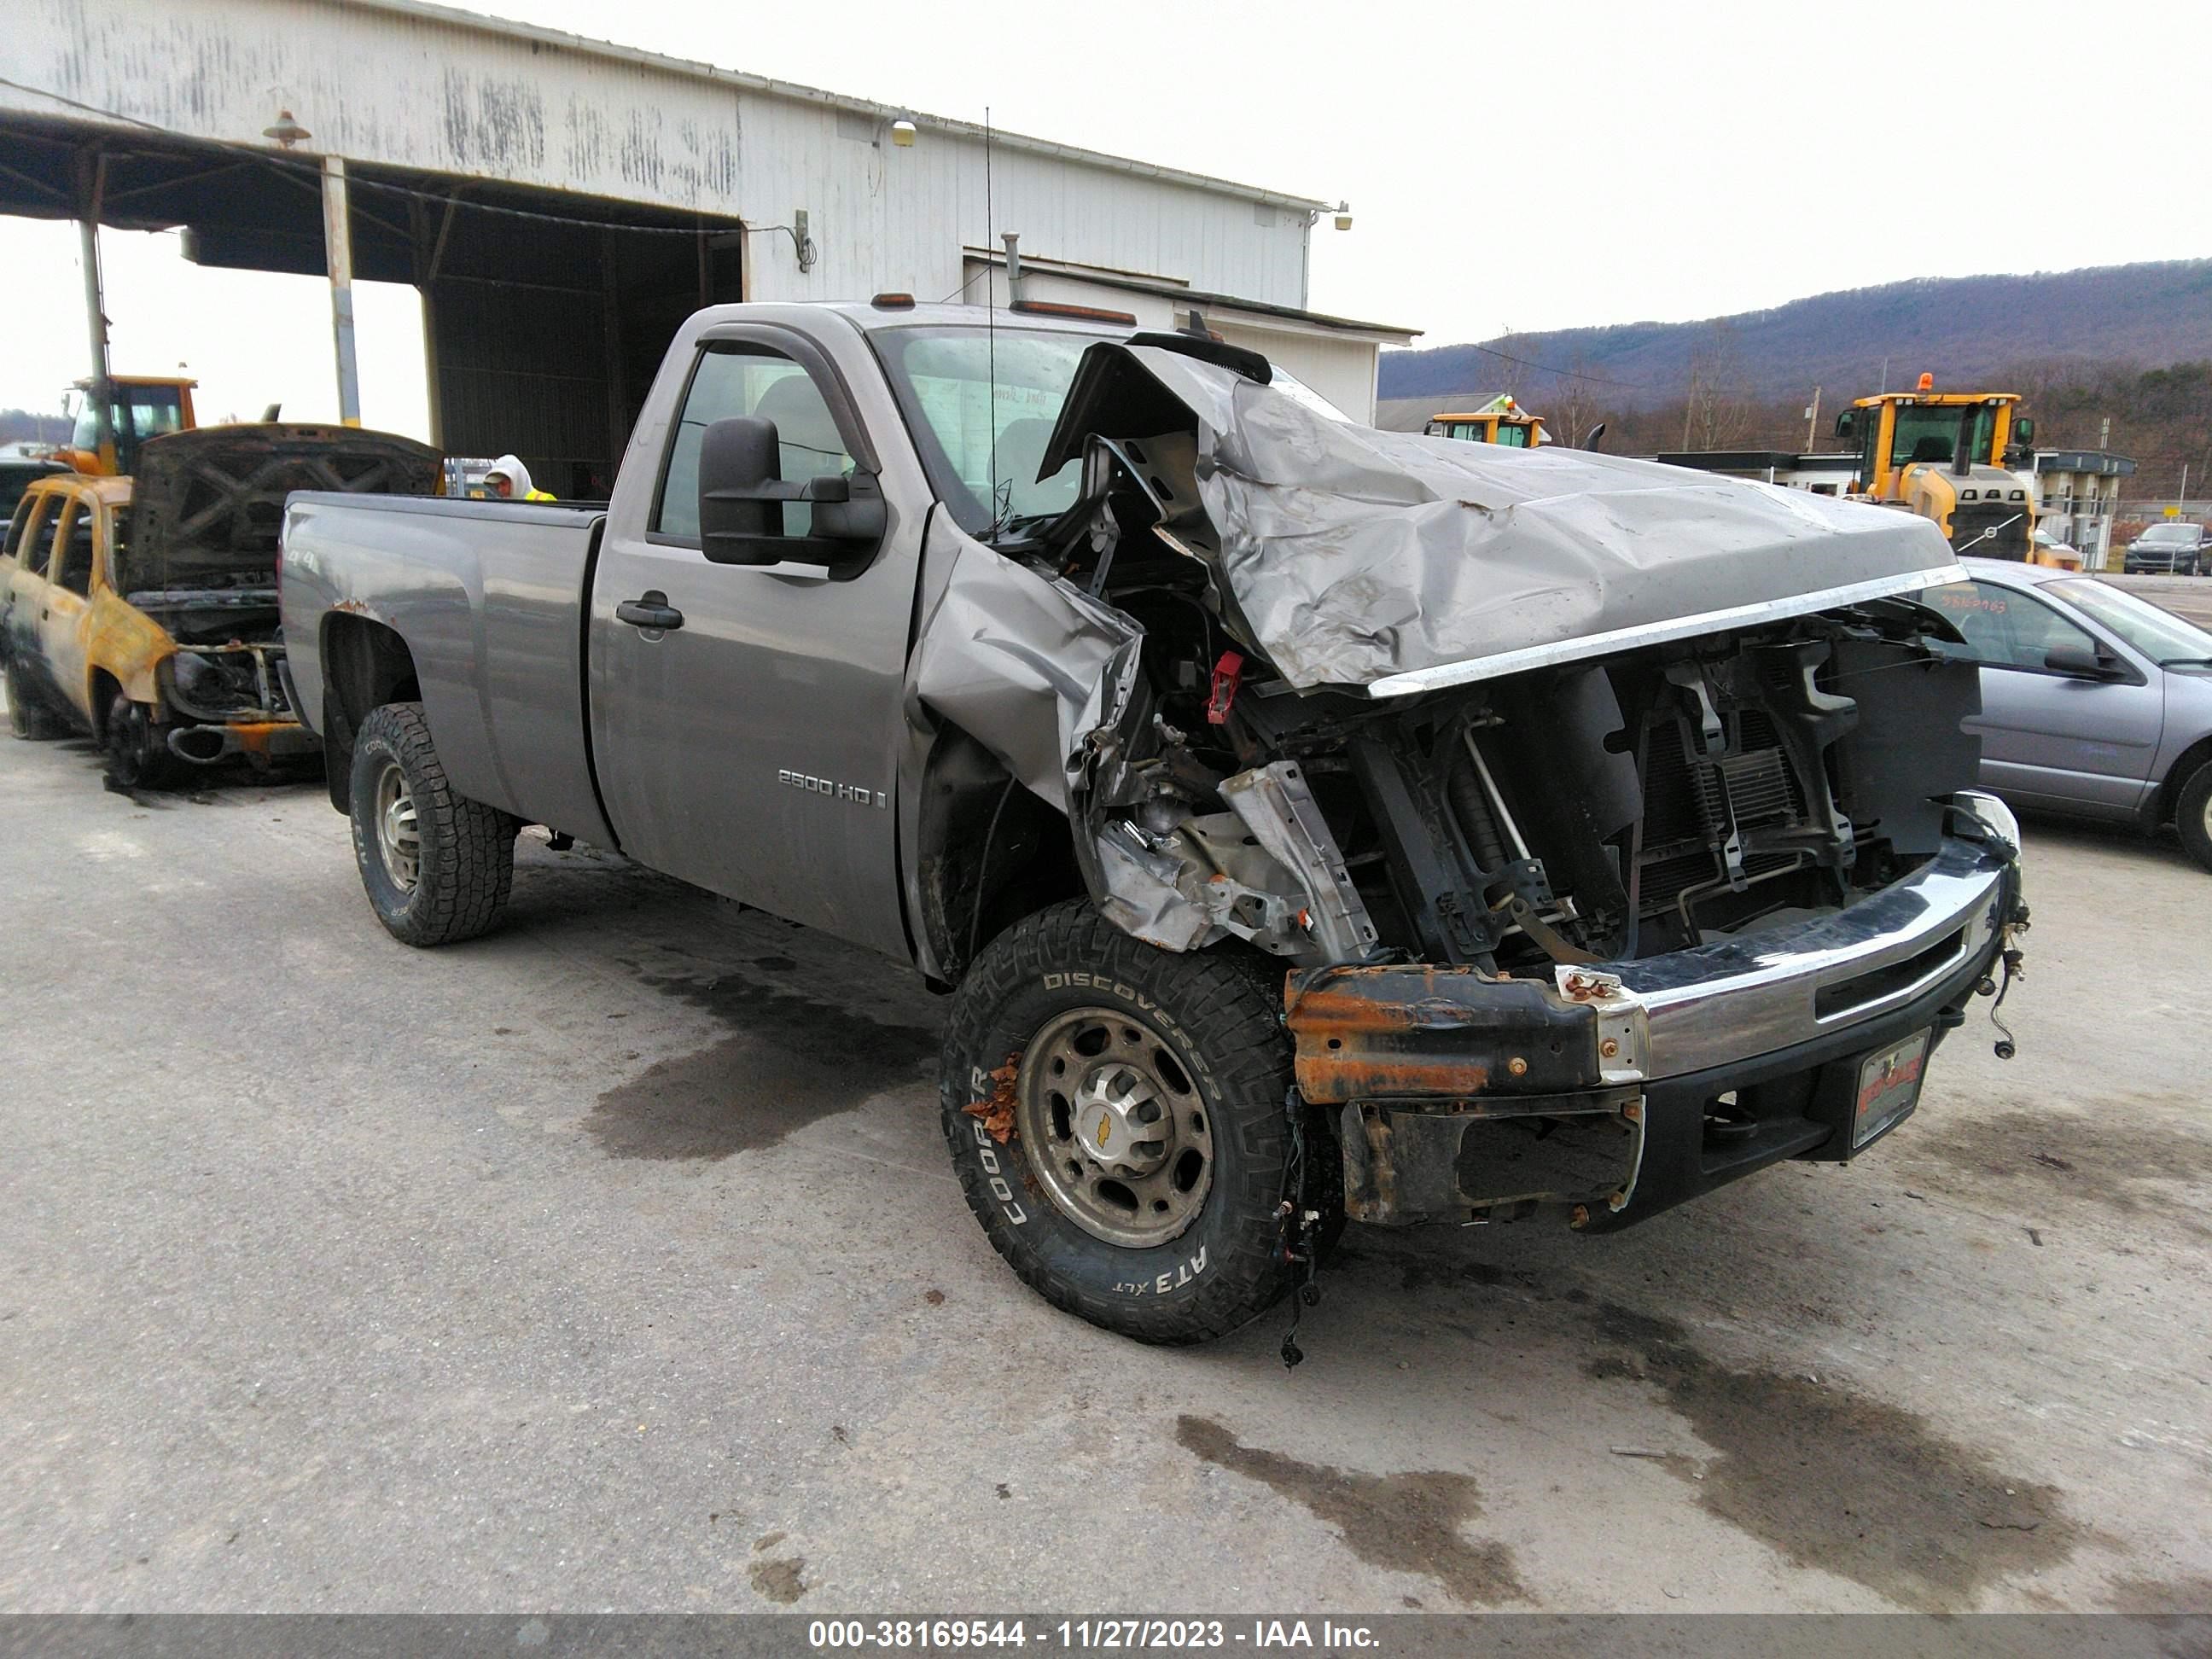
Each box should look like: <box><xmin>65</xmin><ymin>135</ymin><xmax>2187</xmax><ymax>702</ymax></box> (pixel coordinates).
<box><xmin>1813</xmin><ymin>926</ymin><xmax>1966</xmax><ymax>1020</ymax></box>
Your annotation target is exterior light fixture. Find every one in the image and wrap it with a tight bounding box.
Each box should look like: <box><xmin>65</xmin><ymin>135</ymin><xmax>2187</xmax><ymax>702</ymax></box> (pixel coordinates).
<box><xmin>263</xmin><ymin>108</ymin><xmax>311</xmax><ymax>148</ymax></box>
<box><xmin>1332</xmin><ymin>200</ymin><xmax>1353</xmax><ymax>230</ymax></box>
<box><xmin>890</xmin><ymin>119</ymin><xmax>917</xmax><ymax>148</ymax></box>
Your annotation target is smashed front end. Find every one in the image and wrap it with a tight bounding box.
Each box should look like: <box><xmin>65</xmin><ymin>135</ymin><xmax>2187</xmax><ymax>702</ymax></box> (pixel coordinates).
<box><xmin>906</xmin><ymin>337</ymin><xmax>2025</xmax><ymax>1235</ymax></box>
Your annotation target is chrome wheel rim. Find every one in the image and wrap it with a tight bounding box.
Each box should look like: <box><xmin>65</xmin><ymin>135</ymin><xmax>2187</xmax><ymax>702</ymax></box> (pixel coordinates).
<box><xmin>375</xmin><ymin>761</ymin><xmax>421</xmax><ymax>891</ymax></box>
<box><xmin>1016</xmin><ymin>1006</ymin><xmax>1214</xmax><ymax>1249</ymax></box>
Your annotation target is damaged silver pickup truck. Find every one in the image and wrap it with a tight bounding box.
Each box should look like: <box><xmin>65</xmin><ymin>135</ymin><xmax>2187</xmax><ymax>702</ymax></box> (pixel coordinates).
<box><xmin>278</xmin><ymin>300</ymin><xmax>2027</xmax><ymax>1344</ymax></box>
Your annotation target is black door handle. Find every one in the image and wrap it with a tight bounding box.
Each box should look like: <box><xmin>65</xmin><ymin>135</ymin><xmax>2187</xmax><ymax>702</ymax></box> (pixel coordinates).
<box><xmin>615</xmin><ymin>591</ymin><xmax>684</xmax><ymax>631</ymax></box>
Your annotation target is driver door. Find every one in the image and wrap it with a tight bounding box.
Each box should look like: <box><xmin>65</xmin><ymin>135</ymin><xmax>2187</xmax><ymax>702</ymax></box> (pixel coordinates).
<box><xmin>587</xmin><ymin>327</ymin><xmax>924</xmax><ymax>958</ymax></box>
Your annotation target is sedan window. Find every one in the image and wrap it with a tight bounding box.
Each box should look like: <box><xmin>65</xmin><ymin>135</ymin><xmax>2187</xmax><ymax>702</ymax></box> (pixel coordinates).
<box><xmin>1923</xmin><ymin>579</ymin><xmax>2097</xmax><ymax>672</ymax></box>
<box><xmin>2044</xmin><ymin>577</ymin><xmax>2212</xmax><ymax>668</ymax></box>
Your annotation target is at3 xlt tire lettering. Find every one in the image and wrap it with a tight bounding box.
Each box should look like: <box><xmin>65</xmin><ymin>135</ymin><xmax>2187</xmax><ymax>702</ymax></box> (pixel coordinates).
<box><xmin>939</xmin><ymin>900</ymin><xmax>1340</xmax><ymax>1344</ymax></box>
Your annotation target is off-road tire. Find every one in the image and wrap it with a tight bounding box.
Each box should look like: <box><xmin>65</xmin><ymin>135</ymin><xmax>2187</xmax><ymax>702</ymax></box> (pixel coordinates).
<box><xmin>5</xmin><ymin>660</ymin><xmax>62</xmax><ymax>740</ymax></box>
<box><xmin>940</xmin><ymin>900</ymin><xmax>1341</xmax><ymax>1344</ymax></box>
<box><xmin>102</xmin><ymin>692</ymin><xmax>179</xmax><ymax>790</ymax></box>
<box><xmin>2176</xmin><ymin>762</ymin><xmax>2212</xmax><ymax>875</ymax></box>
<box><xmin>349</xmin><ymin>701</ymin><xmax>516</xmax><ymax>946</ymax></box>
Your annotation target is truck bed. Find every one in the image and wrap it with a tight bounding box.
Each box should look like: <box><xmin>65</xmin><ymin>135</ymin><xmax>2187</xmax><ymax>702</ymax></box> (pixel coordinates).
<box><xmin>280</xmin><ymin>493</ymin><xmax>613</xmax><ymax>845</ymax></box>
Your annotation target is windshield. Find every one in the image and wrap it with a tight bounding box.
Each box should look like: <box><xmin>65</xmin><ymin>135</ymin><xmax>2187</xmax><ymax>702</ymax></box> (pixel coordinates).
<box><xmin>70</xmin><ymin>386</ymin><xmax>185</xmax><ymax>457</ymax></box>
<box><xmin>2045</xmin><ymin>577</ymin><xmax>2212</xmax><ymax>667</ymax></box>
<box><xmin>871</xmin><ymin>326</ymin><xmax>1097</xmax><ymax>535</ymax></box>
<box><xmin>2137</xmin><ymin>524</ymin><xmax>2199</xmax><ymax>546</ymax></box>
<box><xmin>870</xmin><ymin>323</ymin><xmax>1348</xmax><ymax>537</ymax></box>
<box><xmin>1889</xmin><ymin>402</ymin><xmax>1994</xmax><ymax>470</ymax></box>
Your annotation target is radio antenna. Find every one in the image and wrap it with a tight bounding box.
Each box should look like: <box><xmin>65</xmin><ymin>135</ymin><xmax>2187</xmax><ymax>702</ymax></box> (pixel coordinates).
<box><xmin>984</xmin><ymin>105</ymin><xmax>1005</xmax><ymax>531</ymax></box>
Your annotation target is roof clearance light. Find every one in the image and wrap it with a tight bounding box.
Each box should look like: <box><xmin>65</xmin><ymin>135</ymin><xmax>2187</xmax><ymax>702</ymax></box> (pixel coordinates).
<box><xmin>1009</xmin><ymin>300</ymin><xmax>1139</xmax><ymax>326</ymax></box>
<box><xmin>870</xmin><ymin>292</ymin><xmax>917</xmax><ymax>309</ymax></box>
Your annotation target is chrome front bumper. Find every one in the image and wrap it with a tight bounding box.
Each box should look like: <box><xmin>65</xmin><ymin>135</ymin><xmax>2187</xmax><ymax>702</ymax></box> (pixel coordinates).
<box><xmin>1563</xmin><ymin>795</ymin><xmax>2019</xmax><ymax>1085</ymax></box>
<box><xmin>1287</xmin><ymin>794</ymin><xmax>2022</xmax><ymax>1103</ymax></box>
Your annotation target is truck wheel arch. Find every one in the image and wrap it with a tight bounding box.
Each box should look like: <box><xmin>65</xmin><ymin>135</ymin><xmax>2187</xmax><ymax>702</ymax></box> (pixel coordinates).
<box><xmin>320</xmin><ymin>614</ymin><xmax>421</xmax><ymax>813</ymax></box>
<box><xmin>915</xmin><ymin>724</ymin><xmax>1082</xmax><ymax>985</ymax></box>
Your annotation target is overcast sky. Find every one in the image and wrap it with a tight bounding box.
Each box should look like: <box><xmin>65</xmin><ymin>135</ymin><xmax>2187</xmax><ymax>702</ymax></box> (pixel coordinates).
<box><xmin>5</xmin><ymin>0</ymin><xmax>2207</xmax><ymax>429</ymax></box>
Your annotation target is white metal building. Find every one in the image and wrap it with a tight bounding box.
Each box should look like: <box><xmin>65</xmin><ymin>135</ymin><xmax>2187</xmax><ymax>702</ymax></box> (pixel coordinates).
<box><xmin>0</xmin><ymin>0</ymin><xmax>1413</xmax><ymax>486</ymax></box>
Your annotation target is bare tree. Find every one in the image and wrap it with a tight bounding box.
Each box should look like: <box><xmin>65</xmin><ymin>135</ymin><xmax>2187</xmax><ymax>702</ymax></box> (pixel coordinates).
<box><xmin>1681</xmin><ymin>323</ymin><xmax>1755</xmax><ymax>451</ymax></box>
<box><xmin>1534</xmin><ymin>352</ymin><xmax>1595</xmax><ymax>449</ymax></box>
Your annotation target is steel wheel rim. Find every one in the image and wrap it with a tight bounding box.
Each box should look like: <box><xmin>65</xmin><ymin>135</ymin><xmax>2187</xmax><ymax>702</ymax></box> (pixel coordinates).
<box><xmin>375</xmin><ymin>760</ymin><xmax>421</xmax><ymax>891</ymax></box>
<box><xmin>1016</xmin><ymin>1006</ymin><xmax>1214</xmax><ymax>1249</ymax></box>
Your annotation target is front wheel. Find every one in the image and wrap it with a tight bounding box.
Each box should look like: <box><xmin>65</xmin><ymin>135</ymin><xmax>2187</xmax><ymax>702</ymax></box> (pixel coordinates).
<box><xmin>103</xmin><ymin>693</ymin><xmax>178</xmax><ymax>790</ymax></box>
<box><xmin>2177</xmin><ymin>763</ymin><xmax>2212</xmax><ymax>875</ymax></box>
<box><xmin>940</xmin><ymin>901</ymin><xmax>1337</xmax><ymax>1344</ymax></box>
<box><xmin>348</xmin><ymin>701</ymin><xmax>517</xmax><ymax>946</ymax></box>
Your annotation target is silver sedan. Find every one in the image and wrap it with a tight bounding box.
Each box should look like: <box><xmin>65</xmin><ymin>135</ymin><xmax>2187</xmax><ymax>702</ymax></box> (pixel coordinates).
<box><xmin>1922</xmin><ymin>558</ymin><xmax>2212</xmax><ymax>871</ymax></box>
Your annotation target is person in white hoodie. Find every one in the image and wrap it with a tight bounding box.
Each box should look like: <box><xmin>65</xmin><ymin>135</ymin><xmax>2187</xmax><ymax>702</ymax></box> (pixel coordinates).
<box><xmin>482</xmin><ymin>453</ymin><xmax>555</xmax><ymax>501</ymax></box>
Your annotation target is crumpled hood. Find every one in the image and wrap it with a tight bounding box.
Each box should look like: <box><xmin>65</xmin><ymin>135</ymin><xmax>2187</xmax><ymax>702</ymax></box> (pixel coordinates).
<box><xmin>127</xmin><ymin>424</ymin><xmax>441</xmax><ymax>591</ymax></box>
<box><xmin>1041</xmin><ymin>344</ymin><xmax>1965</xmax><ymax>694</ymax></box>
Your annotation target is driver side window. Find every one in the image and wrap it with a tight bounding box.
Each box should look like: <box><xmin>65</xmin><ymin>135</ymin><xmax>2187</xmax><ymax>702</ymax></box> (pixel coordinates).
<box><xmin>654</xmin><ymin>345</ymin><xmax>853</xmax><ymax>543</ymax></box>
<box><xmin>1927</xmin><ymin>580</ymin><xmax>2096</xmax><ymax>672</ymax></box>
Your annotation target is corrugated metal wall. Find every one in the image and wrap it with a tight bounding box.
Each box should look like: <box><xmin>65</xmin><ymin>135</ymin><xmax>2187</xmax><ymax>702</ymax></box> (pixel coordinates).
<box><xmin>3</xmin><ymin>0</ymin><xmax>1314</xmax><ymax>308</ymax></box>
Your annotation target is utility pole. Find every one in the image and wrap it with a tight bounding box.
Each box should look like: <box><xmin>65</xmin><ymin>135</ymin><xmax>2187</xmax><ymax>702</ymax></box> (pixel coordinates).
<box><xmin>1804</xmin><ymin>386</ymin><xmax>1821</xmax><ymax>452</ymax></box>
<box><xmin>322</xmin><ymin>155</ymin><xmax>362</xmax><ymax>427</ymax></box>
<box><xmin>76</xmin><ymin>150</ymin><xmax>114</xmax><ymax>472</ymax></box>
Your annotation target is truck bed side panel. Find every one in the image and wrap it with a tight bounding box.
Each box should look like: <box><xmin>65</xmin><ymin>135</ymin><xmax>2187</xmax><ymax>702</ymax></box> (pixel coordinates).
<box><xmin>282</xmin><ymin>494</ymin><xmax>613</xmax><ymax>846</ymax></box>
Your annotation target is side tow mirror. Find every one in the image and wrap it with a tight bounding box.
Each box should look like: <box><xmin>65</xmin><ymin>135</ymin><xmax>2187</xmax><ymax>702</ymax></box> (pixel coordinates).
<box><xmin>1834</xmin><ymin>409</ymin><xmax>1859</xmax><ymax>441</ymax></box>
<box><xmin>697</xmin><ymin>415</ymin><xmax>886</xmax><ymax>567</ymax></box>
<box><xmin>2043</xmin><ymin>643</ymin><xmax>2122</xmax><ymax>679</ymax></box>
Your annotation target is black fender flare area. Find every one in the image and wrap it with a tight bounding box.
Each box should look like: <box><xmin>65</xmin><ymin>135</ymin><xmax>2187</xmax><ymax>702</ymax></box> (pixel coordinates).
<box><xmin>912</xmin><ymin>722</ymin><xmax>1080</xmax><ymax>987</ymax></box>
<box><xmin>317</xmin><ymin>613</ymin><xmax>420</xmax><ymax>813</ymax></box>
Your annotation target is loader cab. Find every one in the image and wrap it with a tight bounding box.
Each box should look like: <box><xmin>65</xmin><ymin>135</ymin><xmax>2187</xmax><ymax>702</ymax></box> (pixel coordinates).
<box><xmin>1837</xmin><ymin>377</ymin><xmax>2043</xmax><ymax>563</ymax></box>
<box><xmin>56</xmin><ymin>376</ymin><xmax>198</xmax><ymax>476</ymax></box>
<box><xmin>1837</xmin><ymin>380</ymin><xmax>2022</xmax><ymax>503</ymax></box>
<box><xmin>1424</xmin><ymin>399</ymin><xmax>1545</xmax><ymax>448</ymax></box>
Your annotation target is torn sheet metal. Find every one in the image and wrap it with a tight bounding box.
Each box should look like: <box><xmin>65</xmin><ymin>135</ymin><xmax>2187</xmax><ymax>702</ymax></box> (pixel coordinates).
<box><xmin>1042</xmin><ymin>344</ymin><xmax>1965</xmax><ymax>695</ymax></box>
<box><xmin>907</xmin><ymin>533</ymin><xmax>1141</xmax><ymax>814</ymax></box>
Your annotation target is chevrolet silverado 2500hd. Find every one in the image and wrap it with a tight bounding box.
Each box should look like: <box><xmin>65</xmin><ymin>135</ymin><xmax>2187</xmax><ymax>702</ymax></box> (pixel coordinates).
<box><xmin>278</xmin><ymin>301</ymin><xmax>2027</xmax><ymax>1343</ymax></box>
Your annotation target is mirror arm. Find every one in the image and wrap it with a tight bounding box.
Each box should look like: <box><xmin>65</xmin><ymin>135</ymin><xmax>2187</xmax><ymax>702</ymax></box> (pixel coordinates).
<box><xmin>706</xmin><ymin>475</ymin><xmax>851</xmax><ymax>505</ymax></box>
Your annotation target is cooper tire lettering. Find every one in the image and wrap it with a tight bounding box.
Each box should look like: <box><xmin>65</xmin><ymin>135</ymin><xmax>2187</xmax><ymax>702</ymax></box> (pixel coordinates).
<box><xmin>939</xmin><ymin>901</ymin><xmax>1337</xmax><ymax>1342</ymax></box>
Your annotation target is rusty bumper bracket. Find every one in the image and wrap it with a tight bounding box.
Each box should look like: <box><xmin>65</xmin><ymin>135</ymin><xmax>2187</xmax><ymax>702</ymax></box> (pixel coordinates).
<box><xmin>1283</xmin><ymin>963</ymin><xmax>1608</xmax><ymax>1104</ymax></box>
<box><xmin>1339</xmin><ymin>1092</ymin><xmax>1646</xmax><ymax>1227</ymax></box>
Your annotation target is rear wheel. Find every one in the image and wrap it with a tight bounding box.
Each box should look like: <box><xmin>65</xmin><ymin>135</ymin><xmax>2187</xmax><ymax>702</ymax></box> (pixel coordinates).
<box><xmin>940</xmin><ymin>900</ymin><xmax>1339</xmax><ymax>1344</ymax></box>
<box><xmin>2177</xmin><ymin>763</ymin><xmax>2212</xmax><ymax>875</ymax></box>
<box><xmin>103</xmin><ymin>693</ymin><xmax>178</xmax><ymax>790</ymax></box>
<box><xmin>348</xmin><ymin>701</ymin><xmax>517</xmax><ymax>946</ymax></box>
<box><xmin>5</xmin><ymin>660</ymin><xmax>62</xmax><ymax>740</ymax></box>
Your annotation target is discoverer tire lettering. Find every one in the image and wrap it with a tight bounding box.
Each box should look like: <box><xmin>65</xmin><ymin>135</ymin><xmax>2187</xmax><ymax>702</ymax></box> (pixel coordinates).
<box><xmin>939</xmin><ymin>899</ymin><xmax>1341</xmax><ymax>1344</ymax></box>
